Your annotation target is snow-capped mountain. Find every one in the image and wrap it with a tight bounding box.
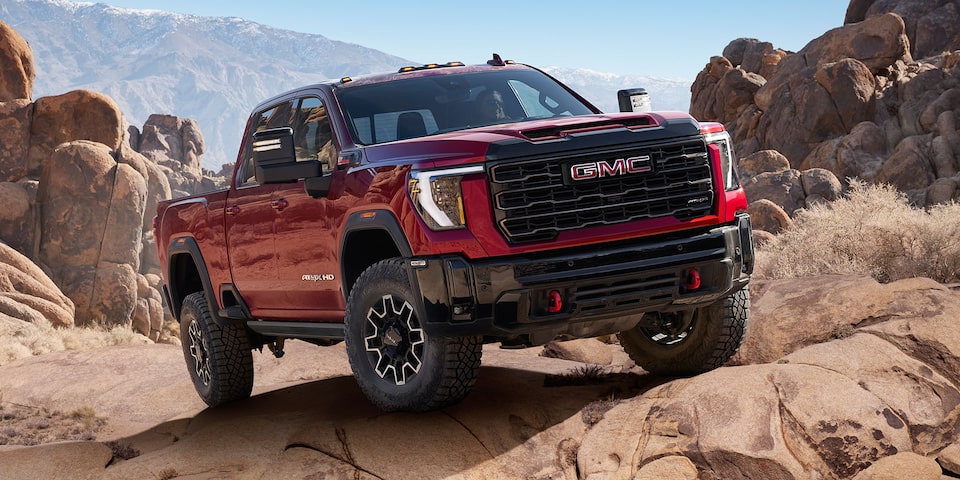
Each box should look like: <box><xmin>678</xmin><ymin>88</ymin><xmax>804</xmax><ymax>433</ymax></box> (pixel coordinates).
<box><xmin>543</xmin><ymin>67</ymin><xmax>691</xmax><ymax>115</ymax></box>
<box><xmin>1</xmin><ymin>0</ymin><xmax>693</xmax><ymax>169</ymax></box>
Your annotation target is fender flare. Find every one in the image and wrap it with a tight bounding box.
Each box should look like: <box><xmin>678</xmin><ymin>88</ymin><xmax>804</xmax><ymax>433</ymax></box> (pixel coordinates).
<box><xmin>165</xmin><ymin>236</ymin><xmax>229</xmax><ymax>326</ymax></box>
<box><xmin>339</xmin><ymin>210</ymin><xmax>413</xmax><ymax>298</ymax></box>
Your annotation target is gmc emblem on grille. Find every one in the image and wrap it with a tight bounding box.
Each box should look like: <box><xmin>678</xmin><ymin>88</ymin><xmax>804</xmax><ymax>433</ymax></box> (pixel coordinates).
<box><xmin>568</xmin><ymin>156</ymin><xmax>652</xmax><ymax>182</ymax></box>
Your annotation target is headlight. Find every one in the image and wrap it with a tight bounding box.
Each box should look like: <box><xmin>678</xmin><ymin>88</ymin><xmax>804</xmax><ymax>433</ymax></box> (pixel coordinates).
<box><xmin>703</xmin><ymin>128</ymin><xmax>741</xmax><ymax>191</ymax></box>
<box><xmin>408</xmin><ymin>165</ymin><xmax>484</xmax><ymax>230</ymax></box>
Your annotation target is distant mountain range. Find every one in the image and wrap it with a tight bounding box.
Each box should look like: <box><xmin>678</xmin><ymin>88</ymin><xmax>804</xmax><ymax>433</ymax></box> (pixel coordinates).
<box><xmin>1</xmin><ymin>0</ymin><xmax>693</xmax><ymax>170</ymax></box>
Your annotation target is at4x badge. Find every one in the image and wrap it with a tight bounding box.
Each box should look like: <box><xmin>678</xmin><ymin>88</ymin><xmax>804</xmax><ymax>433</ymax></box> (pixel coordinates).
<box><xmin>302</xmin><ymin>274</ymin><xmax>336</xmax><ymax>282</ymax></box>
<box><xmin>566</xmin><ymin>155</ymin><xmax>653</xmax><ymax>183</ymax></box>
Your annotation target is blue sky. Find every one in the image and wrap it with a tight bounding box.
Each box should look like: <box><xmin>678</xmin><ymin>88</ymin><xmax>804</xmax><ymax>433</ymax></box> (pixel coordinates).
<box><xmin>98</xmin><ymin>1</ymin><xmax>849</xmax><ymax>80</ymax></box>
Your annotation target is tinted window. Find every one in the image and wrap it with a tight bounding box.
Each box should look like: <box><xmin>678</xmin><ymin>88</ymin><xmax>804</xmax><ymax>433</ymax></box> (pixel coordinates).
<box><xmin>238</xmin><ymin>99</ymin><xmax>297</xmax><ymax>186</ymax></box>
<box><xmin>336</xmin><ymin>69</ymin><xmax>595</xmax><ymax>145</ymax></box>
<box><xmin>237</xmin><ymin>97</ymin><xmax>337</xmax><ymax>185</ymax></box>
<box><xmin>293</xmin><ymin>97</ymin><xmax>336</xmax><ymax>170</ymax></box>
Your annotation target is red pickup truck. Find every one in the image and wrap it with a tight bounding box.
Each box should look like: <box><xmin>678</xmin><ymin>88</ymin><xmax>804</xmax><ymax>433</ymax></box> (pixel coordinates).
<box><xmin>154</xmin><ymin>56</ymin><xmax>753</xmax><ymax>412</ymax></box>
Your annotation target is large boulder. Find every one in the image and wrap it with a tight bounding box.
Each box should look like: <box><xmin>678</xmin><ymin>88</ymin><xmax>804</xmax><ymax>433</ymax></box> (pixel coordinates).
<box><xmin>138</xmin><ymin>114</ymin><xmax>205</xmax><ymax>176</ymax></box>
<box><xmin>874</xmin><ymin>134</ymin><xmax>937</xmax><ymax>191</ymax></box>
<box><xmin>787</xmin><ymin>12</ymin><xmax>911</xmax><ymax>75</ymax></box>
<box><xmin>722</xmin><ymin>38</ymin><xmax>785</xmax><ymax>77</ymax></box>
<box><xmin>0</xmin><ymin>21</ymin><xmax>34</xmax><ymax>102</ymax></box>
<box><xmin>743</xmin><ymin>169</ymin><xmax>806</xmax><ymax>215</ymax></box>
<box><xmin>135</xmin><ymin>114</ymin><xmax>224</xmax><ymax>197</ymax></box>
<box><xmin>846</xmin><ymin>0</ymin><xmax>960</xmax><ymax>61</ymax></box>
<box><xmin>748</xmin><ymin>198</ymin><xmax>793</xmax><ymax>235</ymax></box>
<box><xmin>0</xmin><ymin>180</ymin><xmax>36</xmax><ymax>256</ymax></box>
<box><xmin>801</xmin><ymin>121</ymin><xmax>889</xmax><ymax>182</ymax></box>
<box><xmin>38</xmin><ymin>141</ymin><xmax>146</xmax><ymax>327</ymax></box>
<box><xmin>738</xmin><ymin>149</ymin><xmax>791</xmax><ymax>180</ymax></box>
<box><xmin>754</xmin><ymin>57</ymin><xmax>880</xmax><ymax>167</ymax></box>
<box><xmin>29</xmin><ymin>90</ymin><xmax>124</xmax><ymax>178</ymax></box>
<box><xmin>690</xmin><ymin>56</ymin><xmax>734</xmax><ymax>123</ymax></box>
<box><xmin>801</xmin><ymin>167</ymin><xmax>844</xmax><ymax>206</ymax></box>
<box><xmin>733</xmin><ymin>275</ymin><xmax>958</xmax><ymax>365</ymax></box>
<box><xmin>691</xmin><ymin>8</ymin><xmax>960</xmax><ymax>210</ymax></box>
<box><xmin>577</xmin><ymin>274</ymin><xmax>960</xmax><ymax>480</ymax></box>
<box><xmin>0</xmin><ymin>99</ymin><xmax>32</xmax><ymax>182</ymax></box>
<box><xmin>0</xmin><ymin>242</ymin><xmax>74</xmax><ymax>328</ymax></box>
<box><xmin>1</xmin><ymin>275</ymin><xmax>959</xmax><ymax>478</ymax></box>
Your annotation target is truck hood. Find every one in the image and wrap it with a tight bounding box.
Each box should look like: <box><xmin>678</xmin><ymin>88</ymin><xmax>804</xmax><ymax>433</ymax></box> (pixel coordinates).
<box><xmin>357</xmin><ymin>111</ymin><xmax>701</xmax><ymax>170</ymax></box>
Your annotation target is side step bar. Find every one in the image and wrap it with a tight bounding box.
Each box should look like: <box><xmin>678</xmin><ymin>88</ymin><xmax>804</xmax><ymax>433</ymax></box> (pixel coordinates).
<box><xmin>245</xmin><ymin>321</ymin><xmax>345</xmax><ymax>340</ymax></box>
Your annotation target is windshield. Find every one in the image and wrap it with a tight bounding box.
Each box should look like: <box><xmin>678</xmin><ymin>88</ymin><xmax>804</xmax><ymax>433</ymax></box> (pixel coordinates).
<box><xmin>335</xmin><ymin>69</ymin><xmax>596</xmax><ymax>145</ymax></box>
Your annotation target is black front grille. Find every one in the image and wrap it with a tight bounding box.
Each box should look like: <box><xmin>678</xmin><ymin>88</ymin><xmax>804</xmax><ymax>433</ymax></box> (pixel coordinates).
<box><xmin>489</xmin><ymin>138</ymin><xmax>714</xmax><ymax>243</ymax></box>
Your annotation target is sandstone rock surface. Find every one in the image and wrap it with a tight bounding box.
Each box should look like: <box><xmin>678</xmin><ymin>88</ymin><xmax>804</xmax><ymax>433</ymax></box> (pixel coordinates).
<box><xmin>693</xmin><ymin>6</ymin><xmax>960</xmax><ymax>212</ymax></box>
<box><xmin>0</xmin><ymin>21</ymin><xmax>34</xmax><ymax>102</ymax></box>
<box><xmin>0</xmin><ymin>275</ymin><xmax>957</xmax><ymax>480</ymax></box>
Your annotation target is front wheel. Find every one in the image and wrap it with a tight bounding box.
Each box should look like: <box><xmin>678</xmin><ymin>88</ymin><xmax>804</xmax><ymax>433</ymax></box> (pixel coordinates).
<box><xmin>619</xmin><ymin>288</ymin><xmax>749</xmax><ymax>376</ymax></box>
<box><xmin>179</xmin><ymin>291</ymin><xmax>254</xmax><ymax>406</ymax></box>
<box><xmin>345</xmin><ymin>259</ymin><xmax>482</xmax><ymax>412</ymax></box>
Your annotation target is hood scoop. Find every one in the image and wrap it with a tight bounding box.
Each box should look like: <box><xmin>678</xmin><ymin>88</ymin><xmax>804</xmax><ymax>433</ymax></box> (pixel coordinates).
<box><xmin>520</xmin><ymin>115</ymin><xmax>661</xmax><ymax>141</ymax></box>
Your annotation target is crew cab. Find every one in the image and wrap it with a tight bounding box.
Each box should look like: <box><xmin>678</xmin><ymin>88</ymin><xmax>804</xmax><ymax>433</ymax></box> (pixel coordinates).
<box><xmin>154</xmin><ymin>55</ymin><xmax>754</xmax><ymax>411</ymax></box>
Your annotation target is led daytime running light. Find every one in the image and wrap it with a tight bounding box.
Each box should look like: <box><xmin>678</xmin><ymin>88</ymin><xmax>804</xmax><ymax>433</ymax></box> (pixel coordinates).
<box><xmin>704</xmin><ymin>130</ymin><xmax>740</xmax><ymax>191</ymax></box>
<box><xmin>410</xmin><ymin>165</ymin><xmax>483</xmax><ymax>230</ymax></box>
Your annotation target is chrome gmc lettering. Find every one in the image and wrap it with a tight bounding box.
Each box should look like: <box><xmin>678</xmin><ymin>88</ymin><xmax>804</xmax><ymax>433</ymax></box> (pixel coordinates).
<box><xmin>570</xmin><ymin>156</ymin><xmax>652</xmax><ymax>181</ymax></box>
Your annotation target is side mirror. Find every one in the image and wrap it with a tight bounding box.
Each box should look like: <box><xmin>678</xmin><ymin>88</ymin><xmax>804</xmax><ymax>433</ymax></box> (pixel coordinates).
<box><xmin>617</xmin><ymin>88</ymin><xmax>651</xmax><ymax>113</ymax></box>
<box><xmin>253</xmin><ymin>127</ymin><xmax>321</xmax><ymax>184</ymax></box>
<box><xmin>304</xmin><ymin>176</ymin><xmax>332</xmax><ymax>198</ymax></box>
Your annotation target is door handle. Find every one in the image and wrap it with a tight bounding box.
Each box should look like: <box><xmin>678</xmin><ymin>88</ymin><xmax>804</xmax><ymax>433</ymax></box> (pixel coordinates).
<box><xmin>271</xmin><ymin>199</ymin><xmax>289</xmax><ymax>211</ymax></box>
<box><xmin>226</xmin><ymin>205</ymin><xmax>241</xmax><ymax>216</ymax></box>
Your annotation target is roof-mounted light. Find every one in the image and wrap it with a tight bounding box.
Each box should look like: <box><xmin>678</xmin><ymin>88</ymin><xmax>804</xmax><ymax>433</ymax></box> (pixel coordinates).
<box><xmin>398</xmin><ymin>62</ymin><xmax>466</xmax><ymax>73</ymax></box>
<box><xmin>340</xmin><ymin>76</ymin><xmax>352</xmax><ymax>84</ymax></box>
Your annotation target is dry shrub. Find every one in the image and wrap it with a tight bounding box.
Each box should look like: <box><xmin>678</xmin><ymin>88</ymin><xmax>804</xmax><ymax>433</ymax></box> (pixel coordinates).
<box><xmin>0</xmin><ymin>316</ymin><xmax>64</xmax><ymax>366</ymax></box>
<box><xmin>105</xmin><ymin>439</ymin><xmax>141</xmax><ymax>461</ymax></box>
<box><xmin>58</xmin><ymin>326</ymin><xmax>150</xmax><ymax>351</ymax></box>
<box><xmin>544</xmin><ymin>364</ymin><xmax>610</xmax><ymax>387</ymax></box>
<box><xmin>158</xmin><ymin>468</ymin><xmax>179</xmax><ymax>480</ymax></box>
<box><xmin>581</xmin><ymin>397</ymin><xmax>620</xmax><ymax>426</ymax></box>
<box><xmin>755</xmin><ymin>181</ymin><xmax>960</xmax><ymax>283</ymax></box>
<box><xmin>0</xmin><ymin>402</ymin><xmax>105</xmax><ymax>446</ymax></box>
<box><xmin>0</xmin><ymin>315</ymin><xmax>150</xmax><ymax>367</ymax></box>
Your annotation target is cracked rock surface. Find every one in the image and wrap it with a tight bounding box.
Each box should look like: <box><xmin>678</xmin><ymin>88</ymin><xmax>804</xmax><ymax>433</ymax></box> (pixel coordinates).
<box><xmin>0</xmin><ymin>275</ymin><xmax>958</xmax><ymax>479</ymax></box>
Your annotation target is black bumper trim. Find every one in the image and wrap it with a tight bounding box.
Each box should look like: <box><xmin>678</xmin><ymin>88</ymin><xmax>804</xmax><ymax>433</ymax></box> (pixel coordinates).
<box><xmin>410</xmin><ymin>214</ymin><xmax>753</xmax><ymax>339</ymax></box>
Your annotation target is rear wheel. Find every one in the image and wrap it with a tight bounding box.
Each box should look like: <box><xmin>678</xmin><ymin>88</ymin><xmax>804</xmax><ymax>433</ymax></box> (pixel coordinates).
<box><xmin>345</xmin><ymin>259</ymin><xmax>482</xmax><ymax>412</ymax></box>
<box><xmin>619</xmin><ymin>288</ymin><xmax>749</xmax><ymax>376</ymax></box>
<box><xmin>180</xmin><ymin>291</ymin><xmax>254</xmax><ymax>406</ymax></box>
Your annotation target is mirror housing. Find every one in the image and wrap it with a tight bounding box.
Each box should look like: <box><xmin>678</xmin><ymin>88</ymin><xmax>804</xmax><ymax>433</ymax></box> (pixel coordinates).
<box><xmin>304</xmin><ymin>176</ymin><xmax>332</xmax><ymax>198</ymax></box>
<box><xmin>253</xmin><ymin>127</ymin><xmax>321</xmax><ymax>184</ymax></box>
<box><xmin>617</xmin><ymin>88</ymin><xmax>651</xmax><ymax>113</ymax></box>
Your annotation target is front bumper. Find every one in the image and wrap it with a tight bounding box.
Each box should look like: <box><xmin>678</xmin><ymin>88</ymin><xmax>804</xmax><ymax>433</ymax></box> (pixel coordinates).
<box><xmin>409</xmin><ymin>213</ymin><xmax>753</xmax><ymax>342</ymax></box>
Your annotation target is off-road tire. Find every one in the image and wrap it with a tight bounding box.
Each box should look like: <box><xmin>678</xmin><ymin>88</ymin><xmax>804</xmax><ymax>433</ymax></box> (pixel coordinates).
<box><xmin>619</xmin><ymin>287</ymin><xmax>749</xmax><ymax>376</ymax></box>
<box><xmin>180</xmin><ymin>291</ymin><xmax>254</xmax><ymax>406</ymax></box>
<box><xmin>345</xmin><ymin>259</ymin><xmax>482</xmax><ymax>412</ymax></box>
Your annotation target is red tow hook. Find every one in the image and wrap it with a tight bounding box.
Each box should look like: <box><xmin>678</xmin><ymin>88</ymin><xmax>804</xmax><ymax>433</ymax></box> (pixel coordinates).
<box><xmin>547</xmin><ymin>290</ymin><xmax>563</xmax><ymax>314</ymax></box>
<box><xmin>685</xmin><ymin>269</ymin><xmax>702</xmax><ymax>291</ymax></box>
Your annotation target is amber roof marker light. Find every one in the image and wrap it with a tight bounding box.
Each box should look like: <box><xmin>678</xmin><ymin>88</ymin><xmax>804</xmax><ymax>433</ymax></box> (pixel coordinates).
<box><xmin>397</xmin><ymin>62</ymin><xmax>466</xmax><ymax>73</ymax></box>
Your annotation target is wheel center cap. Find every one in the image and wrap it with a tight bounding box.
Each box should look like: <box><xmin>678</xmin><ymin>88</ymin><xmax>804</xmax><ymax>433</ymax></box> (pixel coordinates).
<box><xmin>383</xmin><ymin>327</ymin><xmax>402</xmax><ymax>347</ymax></box>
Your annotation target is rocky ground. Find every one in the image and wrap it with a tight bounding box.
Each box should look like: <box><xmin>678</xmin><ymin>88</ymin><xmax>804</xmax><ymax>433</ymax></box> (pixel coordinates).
<box><xmin>1</xmin><ymin>274</ymin><xmax>959</xmax><ymax>479</ymax></box>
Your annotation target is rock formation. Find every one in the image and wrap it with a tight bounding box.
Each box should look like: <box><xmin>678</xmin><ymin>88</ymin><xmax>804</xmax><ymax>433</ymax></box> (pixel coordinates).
<box><xmin>0</xmin><ymin>20</ymin><xmax>225</xmax><ymax>339</ymax></box>
<box><xmin>0</xmin><ymin>275</ymin><xmax>956</xmax><ymax>479</ymax></box>
<box><xmin>692</xmin><ymin>4</ymin><xmax>960</xmax><ymax>234</ymax></box>
<box><xmin>0</xmin><ymin>242</ymin><xmax>73</xmax><ymax>328</ymax></box>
